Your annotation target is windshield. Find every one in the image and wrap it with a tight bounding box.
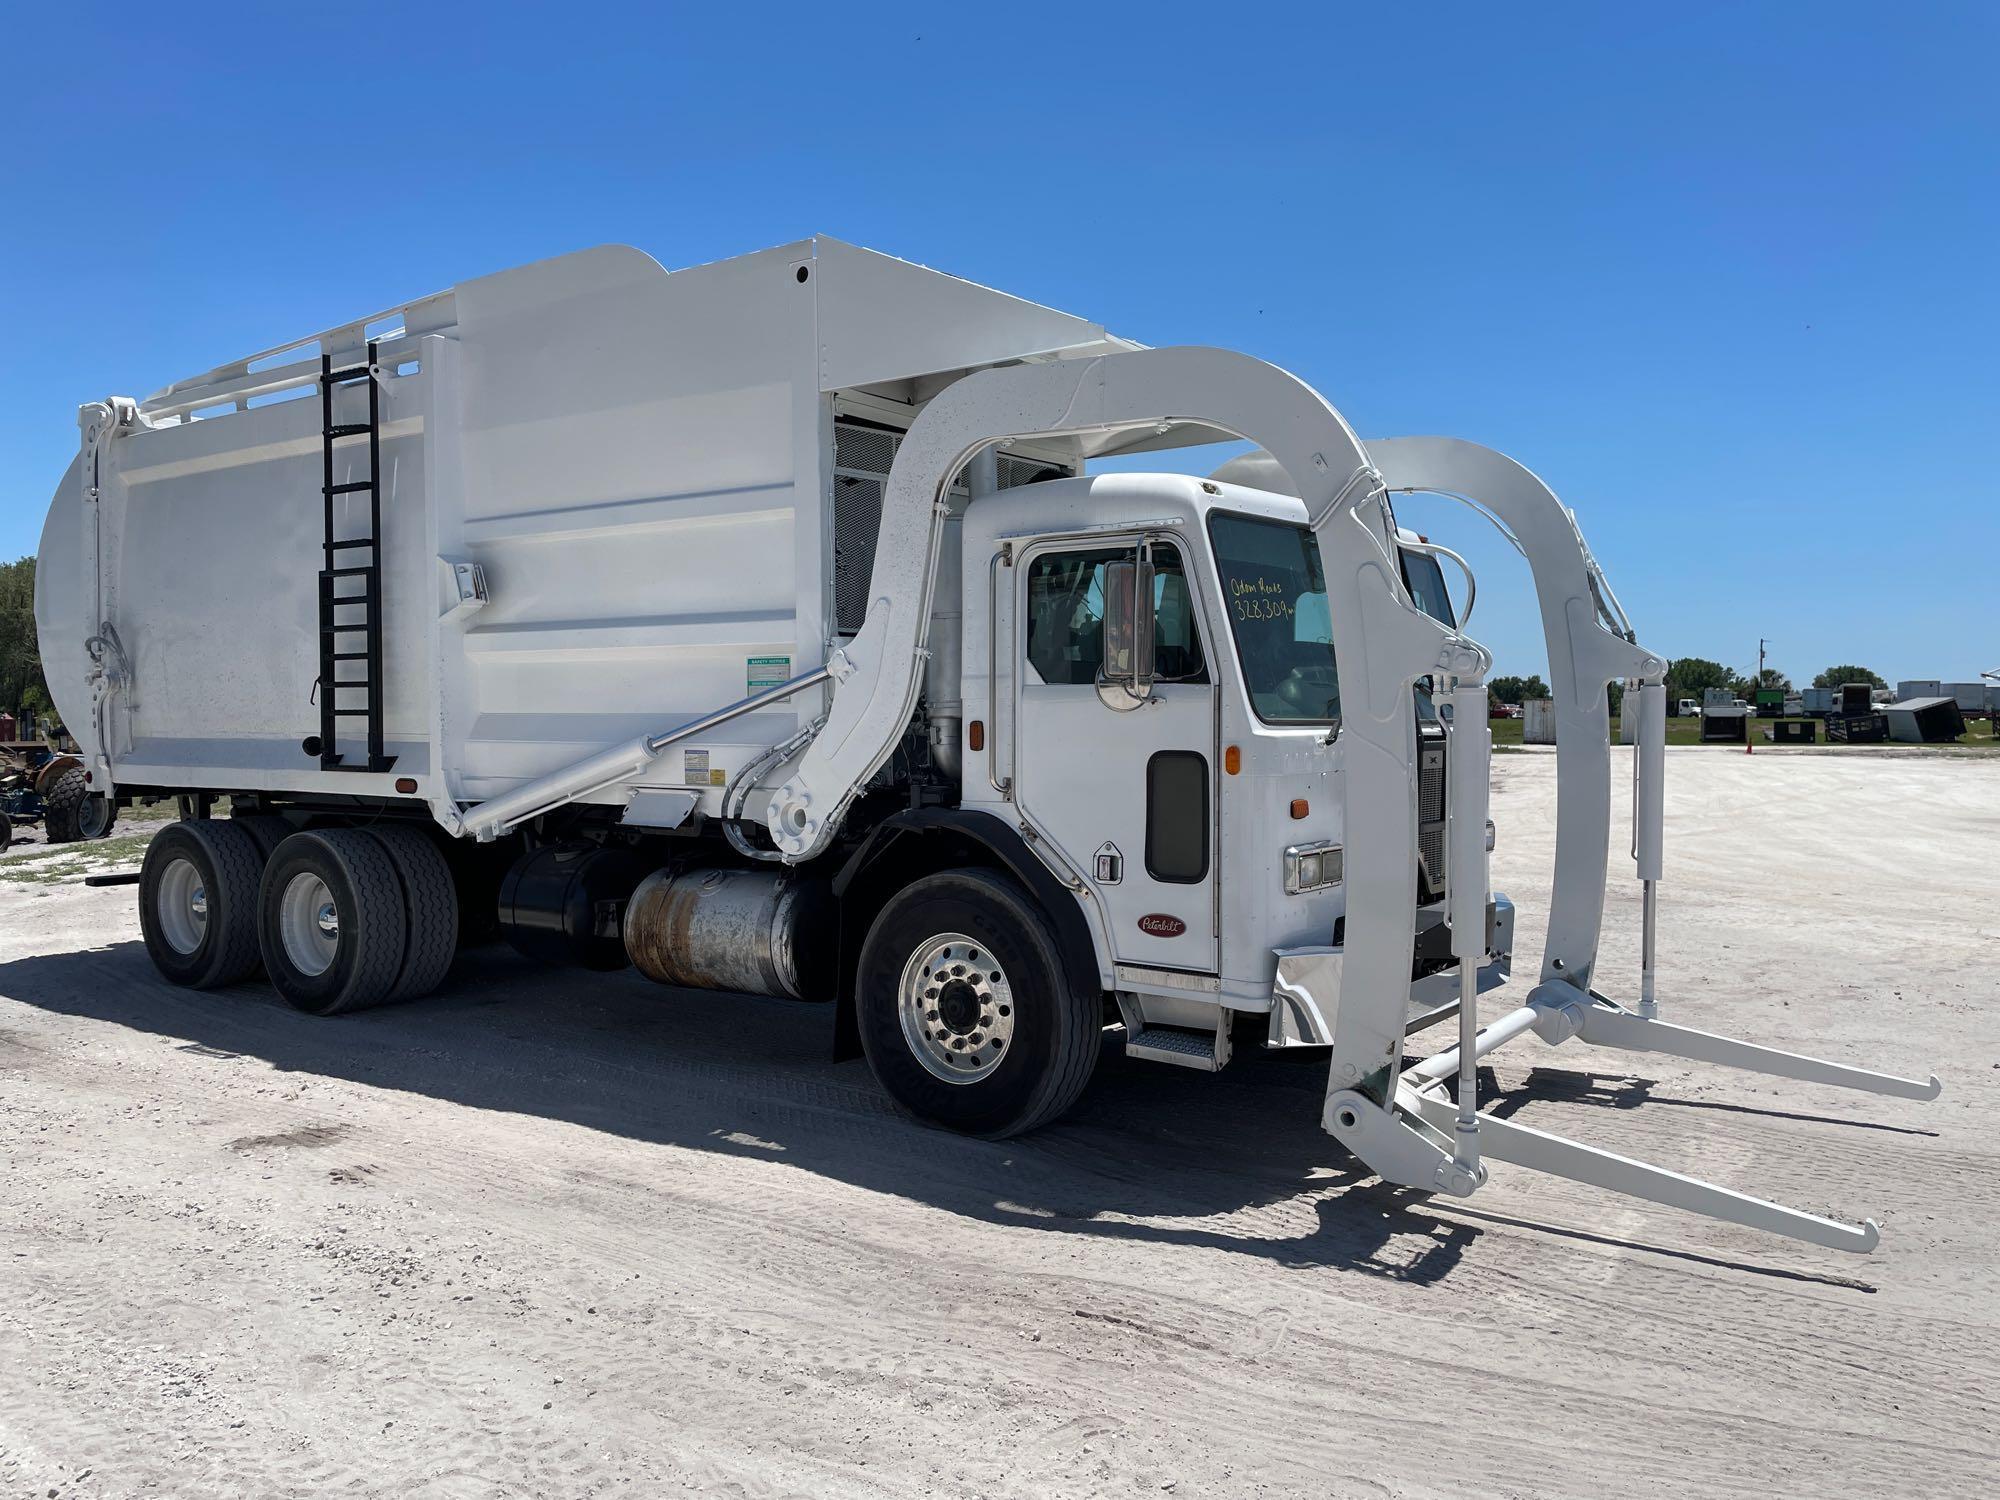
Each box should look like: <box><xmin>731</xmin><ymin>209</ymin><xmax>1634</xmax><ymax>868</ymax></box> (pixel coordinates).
<box><xmin>1207</xmin><ymin>513</ymin><xmax>1340</xmax><ymax>725</ymax></box>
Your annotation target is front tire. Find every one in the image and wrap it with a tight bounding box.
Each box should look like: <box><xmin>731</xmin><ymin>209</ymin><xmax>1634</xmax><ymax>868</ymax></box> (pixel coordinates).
<box><xmin>258</xmin><ymin>829</ymin><xmax>409</xmax><ymax>1015</ymax></box>
<box><xmin>856</xmin><ymin>869</ymin><xmax>1099</xmax><ymax>1138</ymax></box>
<box><xmin>138</xmin><ymin>820</ymin><xmax>265</xmax><ymax>988</ymax></box>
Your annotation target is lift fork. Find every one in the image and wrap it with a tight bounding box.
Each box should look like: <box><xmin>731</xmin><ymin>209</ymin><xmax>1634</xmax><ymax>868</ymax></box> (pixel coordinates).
<box><xmin>1320</xmin><ymin>438</ymin><xmax>1940</xmax><ymax>1255</ymax></box>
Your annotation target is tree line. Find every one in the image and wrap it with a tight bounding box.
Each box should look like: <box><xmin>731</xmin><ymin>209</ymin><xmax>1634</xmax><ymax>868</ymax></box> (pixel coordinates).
<box><xmin>1652</xmin><ymin>657</ymin><xmax>1886</xmax><ymax>703</ymax></box>
<box><xmin>1487</xmin><ymin>657</ymin><xmax>1889</xmax><ymax>710</ymax></box>
<box><xmin>0</xmin><ymin>556</ymin><xmax>51</xmax><ymax>727</ymax></box>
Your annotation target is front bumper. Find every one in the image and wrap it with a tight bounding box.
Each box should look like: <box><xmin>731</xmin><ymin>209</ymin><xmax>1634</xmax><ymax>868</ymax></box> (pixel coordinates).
<box><xmin>1267</xmin><ymin>893</ymin><xmax>1515</xmax><ymax>1048</ymax></box>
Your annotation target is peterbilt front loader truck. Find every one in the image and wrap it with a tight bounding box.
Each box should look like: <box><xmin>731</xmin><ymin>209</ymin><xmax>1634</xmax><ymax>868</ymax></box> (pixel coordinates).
<box><xmin>37</xmin><ymin>239</ymin><xmax>1938</xmax><ymax>1250</ymax></box>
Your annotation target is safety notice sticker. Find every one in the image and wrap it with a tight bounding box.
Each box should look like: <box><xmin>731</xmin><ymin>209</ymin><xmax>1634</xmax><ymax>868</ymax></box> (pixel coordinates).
<box><xmin>748</xmin><ymin>655</ymin><xmax>790</xmax><ymax>692</ymax></box>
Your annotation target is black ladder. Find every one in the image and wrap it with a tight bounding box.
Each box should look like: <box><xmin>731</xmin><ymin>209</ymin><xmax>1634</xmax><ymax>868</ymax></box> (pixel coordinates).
<box><xmin>316</xmin><ymin>341</ymin><xmax>395</xmax><ymax>772</ymax></box>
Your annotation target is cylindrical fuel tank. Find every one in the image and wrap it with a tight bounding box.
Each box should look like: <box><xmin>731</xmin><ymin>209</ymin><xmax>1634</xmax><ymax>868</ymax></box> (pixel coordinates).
<box><xmin>623</xmin><ymin>867</ymin><xmax>835</xmax><ymax>1000</ymax></box>
<box><xmin>498</xmin><ymin>844</ymin><xmax>655</xmax><ymax>970</ymax></box>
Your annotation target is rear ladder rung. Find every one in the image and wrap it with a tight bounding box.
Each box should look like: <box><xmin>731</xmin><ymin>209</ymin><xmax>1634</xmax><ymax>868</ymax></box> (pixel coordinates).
<box><xmin>318</xmin><ymin>340</ymin><xmax>387</xmax><ymax>774</ymax></box>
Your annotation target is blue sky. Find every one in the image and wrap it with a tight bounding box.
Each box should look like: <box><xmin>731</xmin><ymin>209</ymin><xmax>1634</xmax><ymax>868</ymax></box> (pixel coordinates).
<box><xmin>3</xmin><ymin>2</ymin><xmax>1993</xmax><ymax>685</ymax></box>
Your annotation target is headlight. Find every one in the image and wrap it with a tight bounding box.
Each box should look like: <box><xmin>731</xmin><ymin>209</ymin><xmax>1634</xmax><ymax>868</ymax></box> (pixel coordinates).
<box><xmin>1285</xmin><ymin>841</ymin><xmax>1343</xmax><ymax>894</ymax></box>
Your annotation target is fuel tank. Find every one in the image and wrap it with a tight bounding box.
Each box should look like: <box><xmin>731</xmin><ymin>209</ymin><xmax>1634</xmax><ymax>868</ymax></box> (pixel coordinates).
<box><xmin>623</xmin><ymin>867</ymin><xmax>835</xmax><ymax>1001</ymax></box>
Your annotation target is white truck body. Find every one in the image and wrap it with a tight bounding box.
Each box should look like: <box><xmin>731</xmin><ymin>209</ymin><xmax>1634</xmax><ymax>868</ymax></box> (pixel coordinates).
<box><xmin>39</xmin><ymin>239</ymin><xmax>1099</xmax><ymax>826</ymax></box>
<box><xmin>38</xmin><ymin>238</ymin><xmax>1938</xmax><ymax>1255</ymax></box>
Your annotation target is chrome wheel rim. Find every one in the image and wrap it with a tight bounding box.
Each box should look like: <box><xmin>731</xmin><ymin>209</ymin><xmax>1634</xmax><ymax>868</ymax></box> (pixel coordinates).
<box><xmin>155</xmin><ymin>857</ymin><xmax>208</xmax><ymax>955</ymax></box>
<box><xmin>897</xmin><ymin>932</ymin><xmax>1015</xmax><ymax>1085</ymax></box>
<box><xmin>280</xmin><ymin>871</ymin><xmax>340</xmax><ymax>977</ymax></box>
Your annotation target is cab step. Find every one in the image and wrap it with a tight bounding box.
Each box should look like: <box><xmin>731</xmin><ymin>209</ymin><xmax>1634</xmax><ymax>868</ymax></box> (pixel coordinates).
<box><xmin>1124</xmin><ymin>1025</ymin><xmax>1224</xmax><ymax>1072</ymax></box>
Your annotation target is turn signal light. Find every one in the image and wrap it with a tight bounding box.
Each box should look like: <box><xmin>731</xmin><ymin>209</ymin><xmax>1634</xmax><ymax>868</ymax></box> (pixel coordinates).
<box><xmin>968</xmin><ymin>720</ymin><xmax>985</xmax><ymax>753</ymax></box>
<box><xmin>1224</xmin><ymin>745</ymin><xmax>1241</xmax><ymax>775</ymax></box>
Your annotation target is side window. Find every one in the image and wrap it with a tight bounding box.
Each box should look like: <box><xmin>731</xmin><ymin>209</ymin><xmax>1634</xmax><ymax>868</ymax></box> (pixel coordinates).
<box><xmin>1024</xmin><ymin>543</ymin><xmax>1208</xmax><ymax>686</ymax></box>
<box><xmin>1146</xmin><ymin>750</ymin><xmax>1210</xmax><ymax>882</ymax></box>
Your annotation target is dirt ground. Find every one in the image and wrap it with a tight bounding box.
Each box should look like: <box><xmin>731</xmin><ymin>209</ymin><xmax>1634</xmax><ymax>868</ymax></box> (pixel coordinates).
<box><xmin>2</xmin><ymin>749</ymin><xmax>1996</xmax><ymax>1499</ymax></box>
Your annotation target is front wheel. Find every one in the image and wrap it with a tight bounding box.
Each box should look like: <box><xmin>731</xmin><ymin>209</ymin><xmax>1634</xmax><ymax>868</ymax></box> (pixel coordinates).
<box><xmin>856</xmin><ymin>868</ymin><xmax>1100</xmax><ymax>1138</ymax></box>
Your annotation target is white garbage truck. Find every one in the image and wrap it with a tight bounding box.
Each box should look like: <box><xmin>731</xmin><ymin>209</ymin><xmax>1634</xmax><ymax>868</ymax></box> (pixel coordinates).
<box><xmin>37</xmin><ymin>237</ymin><xmax>1937</xmax><ymax>1250</ymax></box>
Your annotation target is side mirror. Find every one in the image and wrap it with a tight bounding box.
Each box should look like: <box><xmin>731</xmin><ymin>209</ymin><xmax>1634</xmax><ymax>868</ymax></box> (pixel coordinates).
<box><xmin>1097</xmin><ymin>552</ymin><xmax>1157</xmax><ymax>712</ymax></box>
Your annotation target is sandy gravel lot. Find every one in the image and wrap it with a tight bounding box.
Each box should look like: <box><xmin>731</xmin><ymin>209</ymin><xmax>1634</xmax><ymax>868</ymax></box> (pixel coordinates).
<box><xmin>2</xmin><ymin>749</ymin><xmax>1996</xmax><ymax>1498</ymax></box>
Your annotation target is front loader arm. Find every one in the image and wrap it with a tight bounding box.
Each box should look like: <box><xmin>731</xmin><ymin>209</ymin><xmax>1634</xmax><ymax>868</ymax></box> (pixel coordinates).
<box><xmin>1366</xmin><ymin>437</ymin><xmax>1666</xmax><ymax>990</ymax></box>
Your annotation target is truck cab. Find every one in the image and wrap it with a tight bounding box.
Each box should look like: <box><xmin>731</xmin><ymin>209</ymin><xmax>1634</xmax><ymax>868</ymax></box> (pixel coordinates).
<box><xmin>956</xmin><ymin>471</ymin><xmax>1504</xmax><ymax>1065</ymax></box>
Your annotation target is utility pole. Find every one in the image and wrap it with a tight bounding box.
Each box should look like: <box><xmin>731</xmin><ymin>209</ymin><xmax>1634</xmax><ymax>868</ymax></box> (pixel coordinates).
<box><xmin>1758</xmin><ymin>637</ymin><xmax>1768</xmax><ymax>690</ymax></box>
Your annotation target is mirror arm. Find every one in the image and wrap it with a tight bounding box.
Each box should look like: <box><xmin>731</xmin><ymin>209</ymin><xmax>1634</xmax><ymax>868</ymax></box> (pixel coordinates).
<box><xmin>1404</xmin><ymin>538</ymin><xmax>1478</xmax><ymax>628</ymax></box>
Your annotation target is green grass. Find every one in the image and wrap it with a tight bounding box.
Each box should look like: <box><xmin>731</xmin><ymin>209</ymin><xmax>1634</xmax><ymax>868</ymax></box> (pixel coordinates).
<box><xmin>0</xmin><ymin>828</ymin><xmax>154</xmax><ymax>883</ymax></box>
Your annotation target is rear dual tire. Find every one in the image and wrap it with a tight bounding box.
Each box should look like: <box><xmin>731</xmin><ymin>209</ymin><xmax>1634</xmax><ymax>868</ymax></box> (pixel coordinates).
<box><xmin>258</xmin><ymin>829</ymin><xmax>411</xmax><ymax>1015</ymax></box>
<box><xmin>140</xmin><ymin>819</ymin><xmax>458</xmax><ymax>1012</ymax></box>
<box><xmin>139</xmin><ymin>820</ymin><xmax>266</xmax><ymax>989</ymax></box>
<box><xmin>257</xmin><ymin>827</ymin><xmax>460</xmax><ymax>1014</ymax></box>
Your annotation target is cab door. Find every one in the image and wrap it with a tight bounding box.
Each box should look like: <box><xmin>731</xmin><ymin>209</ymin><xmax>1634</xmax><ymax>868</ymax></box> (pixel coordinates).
<box><xmin>1011</xmin><ymin>535</ymin><xmax>1217</xmax><ymax>973</ymax></box>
